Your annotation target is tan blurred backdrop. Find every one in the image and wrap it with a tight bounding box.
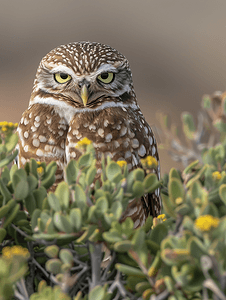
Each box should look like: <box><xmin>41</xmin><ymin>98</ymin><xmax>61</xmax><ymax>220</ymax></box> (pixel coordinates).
<box><xmin>1</xmin><ymin>0</ymin><xmax>226</xmax><ymax>174</ymax></box>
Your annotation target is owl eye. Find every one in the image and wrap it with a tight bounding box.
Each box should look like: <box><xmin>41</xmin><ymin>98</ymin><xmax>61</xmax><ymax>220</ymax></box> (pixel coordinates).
<box><xmin>97</xmin><ymin>72</ymin><xmax>114</xmax><ymax>84</ymax></box>
<box><xmin>54</xmin><ymin>73</ymin><xmax>72</xmax><ymax>84</ymax></box>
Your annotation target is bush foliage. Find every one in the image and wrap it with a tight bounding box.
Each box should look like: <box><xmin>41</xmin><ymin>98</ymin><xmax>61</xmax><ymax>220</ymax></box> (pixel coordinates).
<box><xmin>1</xmin><ymin>92</ymin><xmax>226</xmax><ymax>299</ymax></box>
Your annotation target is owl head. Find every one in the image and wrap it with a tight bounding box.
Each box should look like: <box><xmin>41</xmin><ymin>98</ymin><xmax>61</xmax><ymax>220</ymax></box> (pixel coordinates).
<box><xmin>30</xmin><ymin>42</ymin><xmax>136</xmax><ymax>109</ymax></box>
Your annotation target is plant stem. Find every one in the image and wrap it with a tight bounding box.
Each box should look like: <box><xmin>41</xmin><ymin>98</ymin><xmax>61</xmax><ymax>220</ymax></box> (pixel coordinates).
<box><xmin>89</xmin><ymin>242</ymin><xmax>102</xmax><ymax>291</ymax></box>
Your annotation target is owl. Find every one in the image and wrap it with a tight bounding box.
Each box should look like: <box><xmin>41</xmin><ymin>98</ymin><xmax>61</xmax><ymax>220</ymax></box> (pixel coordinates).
<box><xmin>17</xmin><ymin>42</ymin><xmax>161</xmax><ymax>228</ymax></box>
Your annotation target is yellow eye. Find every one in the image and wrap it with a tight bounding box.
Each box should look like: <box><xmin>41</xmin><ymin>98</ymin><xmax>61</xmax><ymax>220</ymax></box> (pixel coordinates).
<box><xmin>97</xmin><ymin>72</ymin><xmax>114</xmax><ymax>84</ymax></box>
<box><xmin>54</xmin><ymin>73</ymin><xmax>71</xmax><ymax>84</ymax></box>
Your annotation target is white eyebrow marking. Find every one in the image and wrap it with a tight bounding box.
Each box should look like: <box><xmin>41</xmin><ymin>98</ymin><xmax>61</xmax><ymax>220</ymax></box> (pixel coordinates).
<box><xmin>95</xmin><ymin>64</ymin><xmax>118</xmax><ymax>75</ymax></box>
<box><xmin>50</xmin><ymin>66</ymin><xmax>78</xmax><ymax>78</ymax></box>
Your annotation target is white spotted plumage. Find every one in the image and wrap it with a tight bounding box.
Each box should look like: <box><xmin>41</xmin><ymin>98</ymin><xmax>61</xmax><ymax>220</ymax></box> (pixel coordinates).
<box><xmin>17</xmin><ymin>41</ymin><xmax>161</xmax><ymax>227</ymax></box>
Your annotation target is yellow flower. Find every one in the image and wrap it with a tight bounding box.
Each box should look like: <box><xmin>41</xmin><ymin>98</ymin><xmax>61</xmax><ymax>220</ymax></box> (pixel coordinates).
<box><xmin>195</xmin><ymin>215</ymin><xmax>220</xmax><ymax>231</ymax></box>
<box><xmin>140</xmin><ymin>156</ymin><xmax>158</xmax><ymax>169</ymax></box>
<box><xmin>0</xmin><ymin>121</ymin><xmax>8</xmax><ymax>127</ymax></box>
<box><xmin>2</xmin><ymin>245</ymin><xmax>29</xmax><ymax>259</ymax></box>
<box><xmin>0</xmin><ymin>121</ymin><xmax>18</xmax><ymax>131</ymax></box>
<box><xmin>117</xmin><ymin>160</ymin><xmax>127</xmax><ymax>167</ymax></box>
<box><xmin>76</xmin><ymin>137</ymin><xmax>92</xmax><ymax>148</ymax></box>
<box><xmin>157</xmin><ymin>214</ymin><xmax>167</xmax><ymax>222</ymax></box>
<box><xmin>175</xmin><ymin>197</ymin><xmax>183</xmax><ymax>205</ymax></box>
<box><xmin>212</xmin><ymin>171</ymin><xmax>222</xmax><ymax>181</ymax></box>
<box><xmin>36</xmin><ymin>161</ymin><xmax>42</xmax><ymax>165</ymax></box>
<box><xmin>37</xmin><ymin>166</ymin><xmax>44</xmax><ymax>175</ymax></box>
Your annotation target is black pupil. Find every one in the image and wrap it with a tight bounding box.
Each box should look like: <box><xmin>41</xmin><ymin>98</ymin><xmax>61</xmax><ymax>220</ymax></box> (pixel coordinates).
<box><xmin>101</xmin><ymin>73</ymin><xmax>109</xmax><ymax>80</ymax></box>
<box><xmin>60</xmin><ymin>73</ymin><xmax>68</xmax><ymax>80</ymax></box>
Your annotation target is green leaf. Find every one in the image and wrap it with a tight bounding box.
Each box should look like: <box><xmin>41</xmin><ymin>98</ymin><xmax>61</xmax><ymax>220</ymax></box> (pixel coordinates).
<box><xmin>45</xmin><ymin>218</ymin><xmax>57</xmax><ymax>234</ymax></box>
<box><xmin>188</xmin><ymin>237</ymin><xmax>208</xmax><ymax>260</ymax></box>
<box><xmin>0</xmin><ymin>144</ymin><xmax>7</xmax><ymax>154</ymax></box>
<box><xmin>1</xmin><ymin>167</ymin><xmax>10</xmax><ymax>182</ymax></box>
<box><xmin>41</xmin><ymin>161</ymin><xmax>57</xmax><ymax>189</ymax></box>
<box><xmin>76</xmin><ymin>225</ymin><xmax>97</xmax><ymax>243</ymax></box>
<box><xmin>89</xmin><ymin>285</ymin><xmax>105</xmax><ymax>300</ymax></box>
<box><xmin>9</xmin><ymin>163</ymin><xmax>18</xmax><ymax>180</ymax></box>
<box><xmin>202</xmin><ymin>203</ymin><xmax>219</xmax><ymax>217</ymax></box>
<box><xmin>133</xmin><ymin>168</ymin><xmax>145</xmax><ymax>182</ymax></box>
<box><xmin>59</xmin><ymin>249</ymin><xmax>73</xmax><ymax>265</ymax></box>
<box><xmin>111</xmin><ymin>201</ymin><xmax>123</xmax><ymax>219</ymax></box>
<box><xmin>45</xmin><ymin>259</ymin><xmax>62</xmax><ymax>275</ymax></box>
<box><xmin>169</xmin><ymin>168</ymin><xmax>181</xmax><ymax>181</ymax></box>
<box><xmin>149</xmin><ymin>223</ymin><xmax>168</xmax><ymax>245</ymax></box>
<box><xmin>135</xmin><ymin>281</ymin><xmax>152</xmax><ymax>294</ymax></box>
<box><xmin>0</xmin><ymin>205</ymin><xmax>10</xmax><ymax>219</ymax></box>
<box><xmin>219</xmin><ymin>184</ymin><xmax>226</xmax><ymax>205</ymax></box>
<box><xmin>44</xmin><ymin>245</ymin><xmax>59</xmax><ymax>258</ymax></box>
<box><xmin>74</xmin><ymin>184</ymin><xmax>87</xmax><ymax>211</ymax></box>
<box><xmin>70</xmin><ymin>208</ymin><xmax>82</xmax><ymax>231</ymax></box>
<box><xmin>106</xmin><ymin>161</ymin><xmax>121</xmax><ymax>181</ymax></box>
<box><xmin>175</xmin><ymin>203</ymin><xmax>191</xmax><ymax>215</ymax></box>
<box><xmin>116</xmin><ymin>264</ymin><xmax>146</xmax><ymax>278</ymax></box>
<box><xmin>86</xmin><ymin>166</ymin><xmax>97</xmax><ymax>186</ymax></box>
<box><xmin>53</xmin><ymin>212</ymin><xmax>73</xmax><ymax>233</ymax></box>
<box><xmin>143</xmin><ymin>173</ymin><xmax>160</xmax><ymax>193</ymax></box>
<box><xmin>2</xmin><ymin>203</ymin><xmax>19</xmax><ymax>228</ymax></box>
<box><xmin>88</xmin><ymin>206</ymin><xmax>98</xmax><ymax>223</ymax></box>
<box><xmin>66</xmin><ymin>160</ymin><xmax>78</xmax><ymax>185</ymax></box>
<box><xmin>182</xmin><ymin>112</ymin><xmax>196</xmax><ymax>139</ymax></box>
<box><xmin>55</xmin><ymin>182</ymin><xmax>70</xmax><ymax>210</ymax></box>
<box><xmin>0</xmin><ymin>178</ymin><xmax>12</xmax><ymax>202</ymax></box>
<box><xmin>14</xmin><ymin>179</ymin><xmax>29</xmax><ymax>200</ymax></box>
<box><xmin>31</xmin><ymin>209</ymin><xmax>41</xmax><ymax>232</ymax></box>
<box><xmin>161</xmin><ymin>193</ymin><xmax>176</xmax><ymax>218</ymax></box>
<box><xmin>0</xmin><ymin>228</ymin><xmax>6</xmax><ymax>243</ymax></box>
<box><xmin>103</xmin><ymin>231</ymin><xmax>122</xmax><ymax>243</ymax></box>
<box><xmin>132</xmin><ymin>228</ymin><xmax>145</xmax><ymax>249</ymax></box>
<box><xmin>168</xmin><ymin>178</ymin><xmax>184</xmax><ymax>204</ymax></box>
<box><xmin>5</xmin><ymin>133</ymin><xmax>19</xmax><ymax>152</ymax></box>
<box><xmin>27</xmin><ymin>174</ymin><xmax>38</xmax><ymax>192</ymax></box>
<box><xmin>95</xmin><ymin>196</ymin><xmax>108</xmax><ymax>214</ymax></box>
<box><xmin>132</xmin><ymin>181</ymin><xmax>144</xmax><ymax>198</ymax></box>
<box><xmin>183</xmin><ymin>160</ymin><xmax>199</xmax><ymax>175</ymax></box>
<box><xmin>33</xmin><ymin>186</ymin><xmax>47</xmax><ymax>210</ymax></box>
<box><xmin>146</xmin><ymin>240</ymin><xmax>160</xmax><ymax>255</ymax></box>
<box><xmin>202</xmin><ymin>94</ymin><xmax>211</xmax><ymax>109</ymax></box>
<box><xmin>12</xmin><ymin>169</ymin><xmax>29</xmax><ymax>199</ymax></box>
<box><xmin>0</xmin><ymin>149</ymin><xmax>18</xmax><ymax>168</ymax></box>
<box><xmin>24</xmin><ymin>193</ymin><xmax>36</xmax><ymax>216</ymax></box>
<box><xmin>143</xmin><ymin>216</ymin><xmax>153</xmax><ymax>233</ymax></box>
<box><xmin>186</xmin><ymin>164</ymin><xmax>208</xmax><ymax>188</ymax></box>
<box><xmin>48</xmin><ymin>193</ymin><xmax>61</xmax><ymax>212</ymax></box>
<box><xmin>30</xmin><ymin>158</ymin><xmax>38</xmax><ymax>179</ymax></box>
<box><xmin>114</xmin><ymin>240</ymin><xmax>132</xmax><ymax>252</ymax></box>
<box><xmin>78</xmin><ymin>153</ymin><xmax>92</xmax><ymax>169</ymax></box>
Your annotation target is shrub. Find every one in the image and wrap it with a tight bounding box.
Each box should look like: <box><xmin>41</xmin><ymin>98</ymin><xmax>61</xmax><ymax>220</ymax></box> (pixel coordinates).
<box><xmin>1</xmin><ymin>91</ymin><xmax>226</xmax><ymax>299</ymax></box>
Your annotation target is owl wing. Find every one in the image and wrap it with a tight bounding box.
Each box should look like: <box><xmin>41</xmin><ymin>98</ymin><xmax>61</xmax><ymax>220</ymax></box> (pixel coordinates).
<box><xmin>17</xmin><ymin>103</ymin><xmax>68</xmax><ymax>184</ymax></box>
<box><xmin>120</xmin><ymin>110</ymin><xmax>161</xmax><ymax>227</ymax></box>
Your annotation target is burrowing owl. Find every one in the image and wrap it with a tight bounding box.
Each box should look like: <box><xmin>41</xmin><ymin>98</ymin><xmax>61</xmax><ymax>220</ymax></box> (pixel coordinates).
<box><xmin>17</xmin><ymin>42</ymin><xmax>161</xmax><ymax>227</ymax></box>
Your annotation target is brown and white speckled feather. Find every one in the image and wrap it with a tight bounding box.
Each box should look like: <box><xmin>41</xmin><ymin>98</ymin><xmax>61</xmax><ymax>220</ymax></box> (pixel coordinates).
<box><xmin>17</xmin><ymin>41</ymin><xmax>161</xmax><ymax>227</ymax></box>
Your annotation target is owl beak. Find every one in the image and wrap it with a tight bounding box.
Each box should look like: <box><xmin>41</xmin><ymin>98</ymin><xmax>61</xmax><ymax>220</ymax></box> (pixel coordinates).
<box><xmin>80</xmin><ymin>84</ymin><xmax>89</xmax><ymax>107</ymax></box>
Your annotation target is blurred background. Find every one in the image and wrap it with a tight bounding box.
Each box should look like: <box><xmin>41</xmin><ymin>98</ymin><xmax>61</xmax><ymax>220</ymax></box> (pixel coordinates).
<box><xmin>1</xmin><ymin>0</ymin><xmax>226</xmax><ymax>174</ymax></box>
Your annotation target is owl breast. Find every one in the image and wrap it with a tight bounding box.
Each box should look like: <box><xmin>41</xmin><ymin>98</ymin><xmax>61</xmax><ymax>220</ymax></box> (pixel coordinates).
<box><xmin>66</xmin><ymin>106</ymin><xmax>156</xmax><ymax>171</ymax></box>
